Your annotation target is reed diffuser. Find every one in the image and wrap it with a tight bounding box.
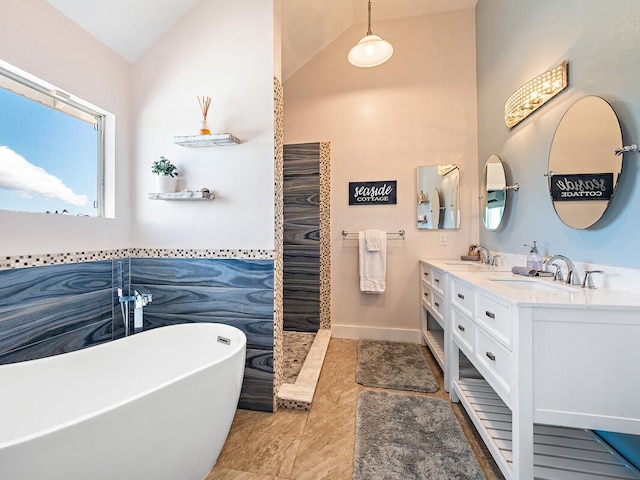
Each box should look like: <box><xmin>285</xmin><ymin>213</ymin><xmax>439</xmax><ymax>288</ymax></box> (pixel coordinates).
<box><xmin>197</xmin><ymin>95</ymin><xmax>211</xmax><ymax>135</ymax></box>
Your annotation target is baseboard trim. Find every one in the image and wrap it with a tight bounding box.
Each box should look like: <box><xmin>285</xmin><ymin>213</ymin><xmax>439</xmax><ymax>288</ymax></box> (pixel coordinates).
<box><xmin>331</xmin><ymin>325</ymin><xmax>421</xmax><ymax>343</ymax></box>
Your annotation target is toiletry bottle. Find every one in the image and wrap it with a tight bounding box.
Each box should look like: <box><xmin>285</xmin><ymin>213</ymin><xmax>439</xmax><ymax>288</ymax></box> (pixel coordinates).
<box><xmin>525</xmin><ymin>241</ymin><xmax>542</xmax><ymax>271</ymax></box>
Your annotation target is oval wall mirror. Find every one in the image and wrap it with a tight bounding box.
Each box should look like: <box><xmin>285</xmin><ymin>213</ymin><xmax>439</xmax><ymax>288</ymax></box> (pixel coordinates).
<box><xmin>481</xmin><ymin>154</ymin><xmax>507</xmax><ymax>231</ymax></box>
<box><xmin>548</xmin><ymin>96</ymin><xmax>623</xmax><ymax>229</ymax></box>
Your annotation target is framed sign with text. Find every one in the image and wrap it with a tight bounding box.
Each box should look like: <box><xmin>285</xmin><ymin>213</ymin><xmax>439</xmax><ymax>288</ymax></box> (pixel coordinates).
<box><xmin>550</xmin><ymin>173</ymin><xmax>614</xmax><ymax>201</ymax></box>
<box><xmin>349</xmin><ymin>180</ymin><xmax>397</xmax><ymax>205</ymax></box>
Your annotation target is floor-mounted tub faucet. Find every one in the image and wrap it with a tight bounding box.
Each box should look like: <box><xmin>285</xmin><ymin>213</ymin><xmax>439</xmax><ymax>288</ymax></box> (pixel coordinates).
<box><xmin>119</xmin><ymin>289</ymin><xmax>152</xmax><ymax>335</ymax></box>
<box><xmin>133</xmin><ymin>290</ymin><xmax>153</xmax><ymax>331</ymax></box>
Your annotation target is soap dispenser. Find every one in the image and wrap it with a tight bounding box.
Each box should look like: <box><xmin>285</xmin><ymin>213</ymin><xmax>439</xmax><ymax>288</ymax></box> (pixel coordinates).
<box><xmin>525</xmin><ymin>241</ymin><xmax>542</xmax><ymax>271</ymax></box>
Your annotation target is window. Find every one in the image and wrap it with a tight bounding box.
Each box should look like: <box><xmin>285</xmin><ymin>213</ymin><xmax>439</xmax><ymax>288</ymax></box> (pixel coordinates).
<box><xmin>0</xmin><ymin>61</ymin><xmax>105</xmax><ymax>216</ymax></box>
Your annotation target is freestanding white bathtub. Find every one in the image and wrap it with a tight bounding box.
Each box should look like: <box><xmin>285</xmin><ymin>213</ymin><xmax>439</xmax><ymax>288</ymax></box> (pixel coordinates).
<box><xmin>0</xmin><ymin>323</ymin><xmax>246</xmax><ymax>480</ymax></box>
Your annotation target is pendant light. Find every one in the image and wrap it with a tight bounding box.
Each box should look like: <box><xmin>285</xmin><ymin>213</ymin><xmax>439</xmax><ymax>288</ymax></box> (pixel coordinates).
<box><xmin>348</xmin><ymin>0</ymin><xmax>393</xmax><ymax>68</ymax></box>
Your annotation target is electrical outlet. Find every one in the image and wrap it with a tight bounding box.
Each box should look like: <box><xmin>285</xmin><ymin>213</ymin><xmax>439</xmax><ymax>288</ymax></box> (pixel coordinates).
<box><xmin>439</xmin><ymin>233</ymin><xmax>447</xmax><ymax>246</ymax></box>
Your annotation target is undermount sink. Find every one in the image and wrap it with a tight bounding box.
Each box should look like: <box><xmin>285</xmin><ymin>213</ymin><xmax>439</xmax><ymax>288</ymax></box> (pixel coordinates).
<box><xmin>488</xmin><ymin>277</ymin><xmax>572</xmax><ymax>292</ymax></box>
<box><xmin>443</xmin><ymin>261</ymin><xmax>484</xmax><ymax>267</ymax></box>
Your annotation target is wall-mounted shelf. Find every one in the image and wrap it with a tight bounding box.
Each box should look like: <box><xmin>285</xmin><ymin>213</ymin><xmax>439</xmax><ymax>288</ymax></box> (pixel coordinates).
<box><xmin>173</xmin><ymin>133</ymin><xmax>239</xmax><ymax>147</ymax></box>
<box><xmin>148</xmin><ymin>191</ymin><xmax>214</xmax><ymax>201</ymax></box>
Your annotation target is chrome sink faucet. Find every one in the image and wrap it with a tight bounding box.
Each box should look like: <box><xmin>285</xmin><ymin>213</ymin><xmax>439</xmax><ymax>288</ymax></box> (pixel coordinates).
<box><xmin>543</xmin><ymin>255</ymin><xmax>581</xmax><ymax>285</ymax></box>
<box><xmin>473</xmin><ymin>246</ymin><xmax>493</xmax><ymax>265</ymax></box>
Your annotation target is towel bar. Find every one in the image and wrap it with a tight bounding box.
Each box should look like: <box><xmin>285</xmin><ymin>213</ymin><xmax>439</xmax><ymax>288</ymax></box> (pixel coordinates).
<box><xmin>341</xmin><ymin>230</ymin><xmax>405</xmax><ymax>239</ymax></box>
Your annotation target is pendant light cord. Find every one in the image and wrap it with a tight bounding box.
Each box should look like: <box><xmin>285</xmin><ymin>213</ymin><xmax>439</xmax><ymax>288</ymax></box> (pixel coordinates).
<box><xmin>367</xmin><ymin>0</ymin><xmax>373</xmax><ymax>35</ymax></box>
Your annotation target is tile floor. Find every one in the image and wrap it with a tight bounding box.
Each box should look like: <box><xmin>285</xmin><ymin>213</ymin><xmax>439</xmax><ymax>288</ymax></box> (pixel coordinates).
<box><xmin>206</xmin><ymin>338</ymin><xmax>504</xmax><ymax>480</ymax></box>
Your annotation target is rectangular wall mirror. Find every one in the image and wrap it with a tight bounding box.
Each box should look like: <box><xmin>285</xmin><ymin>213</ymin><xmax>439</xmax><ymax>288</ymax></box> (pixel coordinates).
<box><xmin>417</xmin><ymin>165</ymin><xmax>460</xmax><ymax>230</ymax></box>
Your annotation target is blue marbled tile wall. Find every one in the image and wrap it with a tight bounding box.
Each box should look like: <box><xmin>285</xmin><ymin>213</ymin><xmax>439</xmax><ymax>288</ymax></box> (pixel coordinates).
<box><xmin>130</xmin><ymin>257</ymin><xmax>275</xmax><ymax>412</ymax></box>
<box><xmin>283</xmin><ymin>142</ymin><xmax>321</xmax><ymax>333</ymax></box>
<box><xmin>0</xmin><ymin>256</ymin><xmax>275</xmax><ymax>412</ymax></box>
<box><xmin>0</xmin><ymin>261</ymin><xmax>114</xmax><ymax>363</ymax></box>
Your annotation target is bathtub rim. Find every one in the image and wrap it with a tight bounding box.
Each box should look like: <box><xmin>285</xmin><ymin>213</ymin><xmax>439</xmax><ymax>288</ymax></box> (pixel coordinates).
<box><xmin>0</xmin><ymin>323</ymin><xmax>246</xmax><ymax>450</ymax></box>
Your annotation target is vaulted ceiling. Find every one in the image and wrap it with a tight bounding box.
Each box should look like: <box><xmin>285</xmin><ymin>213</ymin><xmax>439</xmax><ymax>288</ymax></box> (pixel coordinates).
<box><xmin>47</xmin><ymin>0</ymin><xmax>477</xmax><ymax>80</ymax></box>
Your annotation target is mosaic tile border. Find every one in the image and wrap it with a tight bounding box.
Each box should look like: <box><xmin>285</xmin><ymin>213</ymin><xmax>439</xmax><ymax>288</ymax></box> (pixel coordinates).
<box><xmin>273</xmin><ymin>75</ymin><xmax>285</xmax><ymax>411</ymax></box>
<box><xmin>0</xmin><ymin>248</ymin><xmax>274</xmax><ymax>271</ymax></box>
<box><xmin>277</xmin><ymin>398</ymin><xmax>311</xmax><ymax>410</ymax></box>
<box><xmin>319</xmin><ymin>141</ymin><xmax>331</xmax><ymax>330</ymax></box>
<box><xmin>127</xmin><ymin>248</ymin><xmax>273</xmax><ymax>260</ymax></box>
<box><xmin>0</xmin><ymin>249</ymin><xmax>129</xmax><ymax>270</ymax></box>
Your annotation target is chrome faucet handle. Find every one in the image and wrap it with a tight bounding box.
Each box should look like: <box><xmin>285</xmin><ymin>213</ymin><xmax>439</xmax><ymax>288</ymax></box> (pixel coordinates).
<box><xmin>134</xmin><ymin>289</ymin><xmax>153</xmax><ymax>306</ymax></box>
<box><xmin>582</xmin><ymin>270</ymin><xmax>604</xmax><ymax>289</ymax></box>
<box><xmin>551</xmin><ymin>263</ymin><xmax>564</xmax><ymax>282</ymax></box>
<box><xmin>491</xmin><ymin>254</ymin><xmax>501</xmax><ymax>266</ymax></box>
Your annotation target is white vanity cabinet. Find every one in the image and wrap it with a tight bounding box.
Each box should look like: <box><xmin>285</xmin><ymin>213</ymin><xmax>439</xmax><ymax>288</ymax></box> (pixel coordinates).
<box><xmin>421</xmin><ymin>260</ymin><xmax>640</xmax><ymax>480</ymax></box>
<box><xmin>445</xmin><ymin>272</ymin><xmax>640</xmax><ymax>480</ymax></box>
<box><xmin>419</xmin><ymin>261</ymin><xmax>447</xmax><ymax>379</ymax></box>
<box><xmin>420</xmin><ymin>260</ymin><xmax>507</xmax><ymax>393</ymax></box>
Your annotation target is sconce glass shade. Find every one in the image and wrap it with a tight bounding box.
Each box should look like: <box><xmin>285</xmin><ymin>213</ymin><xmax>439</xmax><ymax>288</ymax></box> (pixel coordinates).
<box><xmin>348</xmin><ymin>34</ymin><xmax>394</xmax><ymax>68</ymax></box>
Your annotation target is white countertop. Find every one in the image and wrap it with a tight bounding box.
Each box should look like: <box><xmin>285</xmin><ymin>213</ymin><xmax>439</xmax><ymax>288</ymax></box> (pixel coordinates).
<box><xmin>422</xmin><ymin>258</ymin><xmax>640</xmax><ymax>310</ymax></box>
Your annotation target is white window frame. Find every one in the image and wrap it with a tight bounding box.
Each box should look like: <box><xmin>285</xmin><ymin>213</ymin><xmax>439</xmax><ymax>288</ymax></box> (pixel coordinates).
<box><xmin>0</xmin><ymin>59</ymin><xmax>108</xmax><ymax>217</ymax></box>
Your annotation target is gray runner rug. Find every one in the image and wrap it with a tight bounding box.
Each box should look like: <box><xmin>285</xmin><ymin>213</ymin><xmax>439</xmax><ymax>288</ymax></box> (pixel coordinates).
<box><xmin>353</xmin><ymin>390</ymin><xmax>485</xmax><ymax>480</ymax></box>
<box><xmin>356</xmin><ymin>340</ymin><xmax>439</xmax><ymax>393</ymax></box>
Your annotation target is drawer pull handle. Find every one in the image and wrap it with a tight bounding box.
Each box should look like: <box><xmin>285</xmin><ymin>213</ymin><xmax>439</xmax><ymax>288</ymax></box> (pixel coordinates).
<box><xmin>435</xmin><ymin>278</ymin><xmax>440</xmax><ymax>283</ymax></box>
<box><xmin>485</xmin><ymin>310</ymin><xmax>496</xmax><ymax>319</ymax></box>
<box><xmin>434</xmin><ymin>302</ymin><xmax>440</xmax><ymax>307</ymax></box>
<box><xmin>457</xmin><ymin>324</ymin><xmax>465</xmax><ymax>332</ymax></box>
<box><xmin>457</xmin><ymin>293</ymin><xmax>465</xmax><ymax>300</ymax></box>
<box><xmin>486</xmin><ymin>351</ymin><xmax>496</xmax><ymax>361</ymax></box>
<box><xmin>424</xmin><ymin>272</ymin><xmax>428</xmax><ymax>277</ymax></box>
<box><xmin>424</xmin><ymin>292</ymin><xmax>429</xmax><ymax>297</ymax></box>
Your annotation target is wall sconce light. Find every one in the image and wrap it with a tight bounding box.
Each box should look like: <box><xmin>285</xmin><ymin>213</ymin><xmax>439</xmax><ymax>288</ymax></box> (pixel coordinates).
<box><xmin>504</xmin><ymin>61</ymin><xmax>568</xmax><ymax>129</ymax></box>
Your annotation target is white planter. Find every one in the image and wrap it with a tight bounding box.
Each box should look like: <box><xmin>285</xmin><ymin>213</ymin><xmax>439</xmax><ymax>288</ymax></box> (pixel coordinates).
<box><xmin>155</xmin><ymin>175</ymin><xmax>177</xmax><ymax>193</ymax></box>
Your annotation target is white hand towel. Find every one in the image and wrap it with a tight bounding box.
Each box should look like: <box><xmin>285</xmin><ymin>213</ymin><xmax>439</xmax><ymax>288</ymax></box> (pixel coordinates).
<box><xmin>359</xmin><ymin>230</ymin><xmax>387</xmax><ymax>294</ymax></box>
<box><xmin>365</xmin><ymin>229</ymin><xmax>384</xmax><ymax>252</ymax></box>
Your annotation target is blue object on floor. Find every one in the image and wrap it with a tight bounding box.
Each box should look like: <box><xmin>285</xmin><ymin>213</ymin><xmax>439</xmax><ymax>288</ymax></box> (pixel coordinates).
<box><xmin>596</xmin><ymin>431</ymin><xmax>640</xmax><ymax>470</ymax></box>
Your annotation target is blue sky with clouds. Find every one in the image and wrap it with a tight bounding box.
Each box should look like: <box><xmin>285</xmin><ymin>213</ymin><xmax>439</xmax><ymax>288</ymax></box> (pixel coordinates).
<box><xmin>0</xmin><ymin>88</ymin><xmax>97</xmax><ymax>215</ymax></box>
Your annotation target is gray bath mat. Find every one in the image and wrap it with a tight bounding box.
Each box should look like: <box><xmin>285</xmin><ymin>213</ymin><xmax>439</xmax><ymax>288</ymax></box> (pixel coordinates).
<box><xmin>353</xmin><ymin>390</ymin><xmax>485</xmax><ymax>480</ymax></box>
<box><xmin>356</xmin><ymin>340</ymin><xmax>438</xmax><ymax>393</ymax></box>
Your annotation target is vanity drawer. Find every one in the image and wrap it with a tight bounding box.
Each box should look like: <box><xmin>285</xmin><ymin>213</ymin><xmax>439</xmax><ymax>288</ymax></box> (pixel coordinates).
<box><xmin>450</xmin><ymin>278</ymin><xmax>474</xmax><ymax>317</ymax></box>
<box><xmin>420</xmin><ymin>281</ymin><xmax>431</xmax><ymax>308</ymax></box>
<box><xmin>430</xmin><ymin>268</ymin><xmax>445</xmax><ymax>294</ymax></box>
<box><xmin>429</xmin><ymin>290</ymin><xmax>445</xmax><ymax>325</ymax></box>
<box><xmin>475</xmin><ymin>291</ymin><xmax>512</xmax><ymax>349</ymax></box>
<box><xmin>452</xmin><ymin>306</ymin><xmax>475</xmax><ymax>355</ymax></box>
<box><xmin>475</xmin><ymin>328</ymin><xmax>512</xmax><ymax>397</ymax></box>
<box><xmin>419</xmin><ymin>262</ymin><xmax>431</xmax><ymax>284</ymax></box>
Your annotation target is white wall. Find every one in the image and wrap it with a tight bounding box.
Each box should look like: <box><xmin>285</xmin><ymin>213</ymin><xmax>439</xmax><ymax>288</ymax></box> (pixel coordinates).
<box><xmin>131</xmin><ymin>0</ymin><xmax>276</xmax><ymax>250</ymax></box>
<box><xmin>284</xmin><ymin>10</ymin><xmax>478</xmax><ymax>340</ymax></box>
<box><xmin>477</xmin><ymin>0</ymin><xmax>640</xmax><ymax>268</ymax></box>
<box><xmin>0</xmin><ymin>0</ymin><xmax>132</xmax><ymax>255</ymax></box>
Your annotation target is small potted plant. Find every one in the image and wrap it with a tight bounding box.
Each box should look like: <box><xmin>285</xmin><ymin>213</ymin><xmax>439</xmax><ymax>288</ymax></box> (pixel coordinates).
<box><xmin>152</xmin><ymin>156</ymin><xmax>178</xmax><ymax>193</ymax></box>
